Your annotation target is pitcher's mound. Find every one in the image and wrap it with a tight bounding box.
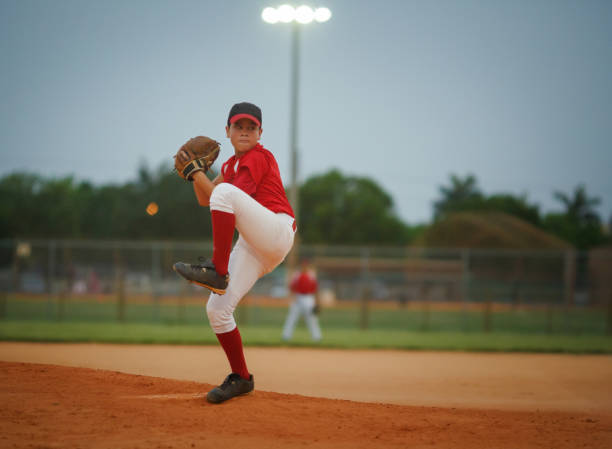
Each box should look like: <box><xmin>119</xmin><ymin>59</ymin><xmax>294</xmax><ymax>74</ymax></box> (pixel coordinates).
<box><xmin>1</xmin><ymin>361</ymin><xmax>609</xmax><ymax>448</ymax></box>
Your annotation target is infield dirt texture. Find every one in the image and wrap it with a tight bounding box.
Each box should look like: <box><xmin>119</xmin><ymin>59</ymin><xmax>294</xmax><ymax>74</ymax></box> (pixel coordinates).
<box><xmin>1</xmin><ymin>343</ymin><xmax>611</xmax><ymax>448</ymax></box>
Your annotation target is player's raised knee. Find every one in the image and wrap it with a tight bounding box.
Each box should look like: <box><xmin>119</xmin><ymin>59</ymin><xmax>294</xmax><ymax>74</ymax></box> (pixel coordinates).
<box><xmin>206</xmin><ymin>299</ymin><xmax>236</xmax><ymax>333</ymax></box>
<box><xmin>209</xmin><ymin>183</ymin><xmax>237</xmax><ymax>212</ymax></box>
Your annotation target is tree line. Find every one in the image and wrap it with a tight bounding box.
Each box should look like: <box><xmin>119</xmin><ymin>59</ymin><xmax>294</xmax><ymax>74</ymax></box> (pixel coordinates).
<box><xmin>432</xmin><ymin>174</ymin><xmax>609</xmax><ymax>250</ymax></box>
<box><xmin>0</xmin><ymin>168</ymin><xmax>609</xmax><ymax>249</ymax></box>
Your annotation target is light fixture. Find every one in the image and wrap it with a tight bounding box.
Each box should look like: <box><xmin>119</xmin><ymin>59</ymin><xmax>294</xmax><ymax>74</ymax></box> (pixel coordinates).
<box><xmin>262</xmin><ymin>5</ymin><xmax>332</xmax><ymax>24</ymax></box>
<box><xmin>261</xmin><ymin>7</ymin><xmax>279</xmax><ymax>24</ymax></box>
<box><xmin>277</xmin><ymin>4</ymin><xmax>296</xmax><ymax>23</ymax></box>
<box><xmin>314</xmin><ymin>7</ymin><xmax>331</xmax><ymax>23</ymax></box>
<box><xmin>295</xmin><ymin>6</ymin><xmax>314</xmax><ymax>24</ymax></box>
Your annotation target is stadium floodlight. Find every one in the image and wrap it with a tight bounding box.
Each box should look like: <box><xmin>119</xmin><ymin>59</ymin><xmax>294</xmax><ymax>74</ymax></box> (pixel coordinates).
<box><xmin>262</xmin><ymin>5</ymin><xmax>331</xmax><ymax>25</ymax></box>
<box><xmin>277</xmin><ymin>4</ymin><xmax>296</xmax><ymax>23</ymax></box>
<box><xmin>314</xmin><ymin>7</ymin><xmax>331</xmax><ymax>22</ymax></box>
<box><xmin>261</xmin><ymin>7</ymin><xmax>279</xmax><ymax>24</ymax></box>
<box><xmin>295</xmin><ymin>6</ymin><xmax>314</xmax><ymax>24</ymax></box>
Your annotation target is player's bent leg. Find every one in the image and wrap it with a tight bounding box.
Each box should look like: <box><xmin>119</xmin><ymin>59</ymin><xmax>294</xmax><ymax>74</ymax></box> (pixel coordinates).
<box><xmin>206</xmin><ymin>239</ymin><xmax>266</xmax><ymax>332</ymax></box>
<box><xmin>209</xmin><ymin>183</ymin><xmax>294</xmax><ymax>268</ymax></box>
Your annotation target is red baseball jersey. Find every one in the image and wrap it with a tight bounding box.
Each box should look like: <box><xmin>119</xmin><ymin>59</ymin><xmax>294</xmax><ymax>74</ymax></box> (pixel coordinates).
<box><xmin>221</xmin><ymin>144</ymin><xmax>294</xmax><ymax>217</ymax></box>
<box><xmin>290</xmin><ymin>270</ymin><xmax>318</xmax><ymax>294</ymax></box>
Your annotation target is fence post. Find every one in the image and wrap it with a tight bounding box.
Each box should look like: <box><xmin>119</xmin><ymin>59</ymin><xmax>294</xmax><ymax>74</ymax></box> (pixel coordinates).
<box><xmin>114</xmin><ymin>246</ymin><xmax>126</xmax><ymax>322</ymax></box>
<box><xmin>11</xmin><ymin>243</ymin><xmax>20</xmax><ymax>294</ymax></box>
<box><xmin>546</xmin><ymin>300</ymin><xmax>554</xmax><ymax>334</ymax></box>
<box><xmin>359</xmin><ymin>248</ymin><xmax>370</xmax><ymax>330</ymax></box>
<box><xmin>461</xmin><ymin>249</ymin><xmax>470</xmax><ymax>331</ymax></box>
<box><xmin>563</xmin><ymin>250</ymin><xmax>576</xmax><ymax>333</ymax></box>
<box><xmin>57</xmin><ymin>243</ymin><xmax>72</xmax><ymax>322</ymax></box>
<box><xmin>46</xmin><ymin>240</ymin><xmax>56</xmax><ymax>320</ymax></box>
<box><xmin>483</xmin><ymin>289</ymin><xmax>492</xmax><ymax>333</ymax></box>
<box><xmin>420</xmin><ymin>282</ymin><xmax>430</xmax><ymax>332</ymax></box>
<box><xmin>512</xmin><ymin>256</ymin><xmax>524</xmax><ymax>309</ymax></box>
<box><xmin>563</xmin><ymin>250</ymin><xmax>576</xmax><ymax>307</ymax></box>
<box><xmin>0</xmin><ymin>242</ymin><xmax>9</xmax><ymax>317</ymax></box>
<box><xmin>151</xmin><ymin>242</ymin><xmax>161</xmax><ymax>322</ymax></box>
<box><xmin>360</xmin><ymin>283</ymin><xmax>370</xmax><ymax>330</ymax></box>
<box><xmin>178</xmin><ymin>276</ymin><xmax>187</xmax><ymax>324</ymax></box>
<box><xmin>0</xmin><ymin>290</ymin><xmax>6</xmax><ymax>319</ymax></box>
<box><xmin>607</xmin><ymin>289</ymin><xmax>612</xmax><ymax>336</ymax></box>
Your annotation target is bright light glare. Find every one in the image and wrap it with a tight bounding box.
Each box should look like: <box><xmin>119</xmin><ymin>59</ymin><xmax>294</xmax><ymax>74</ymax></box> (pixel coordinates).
<box><xmin>262</xmin><ymin>5</ymin><xmax>331</xmax><ymax>24</ymax></box>
<box><xmin>277</xmin><ymin>4</ymin><xmax>295</xmax><ymax>23</ymax></box>
<box><xmin>295</xmin><ymin>6</ymin><xmax>314</xmax><ymax>24</ymax></box>
<box><xmin>314</xmin><ymin>7</ymin><xmax>332</xmax><ymax>22</ymax></box>
<box><xmin>261</xmin><ymin>7</ymin><xmax>279</xmax><ymax>24</ymax></box>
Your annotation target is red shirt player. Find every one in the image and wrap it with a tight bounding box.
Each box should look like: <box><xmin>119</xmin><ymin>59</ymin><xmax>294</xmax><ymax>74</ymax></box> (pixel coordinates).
<box><xmin>173</xmin><ymin>102</ymin><xmax>296</xmax><ymax>403</ymax></box>
<box><xmin>290</xmin><ymin>266</ymin><xmax>318</xmax><ymax>295</ymax></box>
<box><xmin>282</xmin><ymin>260</ymin><xmax>322</xmax><ymax>342</ymax></box>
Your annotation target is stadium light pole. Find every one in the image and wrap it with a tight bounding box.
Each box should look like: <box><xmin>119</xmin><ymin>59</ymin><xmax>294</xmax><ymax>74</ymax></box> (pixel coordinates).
<box><xmin>261</xmin><ymin>5</ymin><xmax>332</xmax><ymax>230</ymax></box>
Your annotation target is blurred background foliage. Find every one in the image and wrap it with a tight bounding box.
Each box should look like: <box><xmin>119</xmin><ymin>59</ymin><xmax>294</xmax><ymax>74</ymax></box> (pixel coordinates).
<box><xmin>0</xmin><ymin>168</ymin><xmax>609</xmax><ymax>250</ymax></box>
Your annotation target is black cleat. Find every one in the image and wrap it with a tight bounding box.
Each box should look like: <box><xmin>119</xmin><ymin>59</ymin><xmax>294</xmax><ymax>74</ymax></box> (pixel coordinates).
<box><xmin>206</xmin><ymin>373</ymin><xmax>254</xmax><ymax>404</ymax></box>
<box><xmin>173</xmin><ymin>258</ymin><xmax>229</xmax><ymax>295</ymax></box>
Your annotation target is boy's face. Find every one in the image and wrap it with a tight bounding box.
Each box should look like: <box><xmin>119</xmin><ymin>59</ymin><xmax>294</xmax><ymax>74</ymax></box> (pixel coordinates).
<box><xmin>226</xmin><ymin>118</ymin><xmax>262</xmax><ymax>156</ymax></box>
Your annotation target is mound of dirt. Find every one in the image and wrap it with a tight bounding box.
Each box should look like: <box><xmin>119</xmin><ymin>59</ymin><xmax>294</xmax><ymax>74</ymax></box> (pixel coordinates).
<box><xmin>416</xmin><ymin>212</ymin><xmax>571</xmax><ymax>249</ymax></box>
<box><xmin>1</xmin><ymin>361</ymin><xmax>609</xmax><ymax>449</ymax></box>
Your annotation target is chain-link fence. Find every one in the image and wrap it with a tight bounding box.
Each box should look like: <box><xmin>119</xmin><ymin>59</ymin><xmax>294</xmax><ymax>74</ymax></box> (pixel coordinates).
<box><xmin>1</xmin><ymin>239</ymin><xmax>611</xmax><ymax>334</ymax></box>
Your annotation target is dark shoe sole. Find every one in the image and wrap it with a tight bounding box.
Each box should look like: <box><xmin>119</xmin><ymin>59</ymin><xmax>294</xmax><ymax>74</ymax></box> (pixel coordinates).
<box><xmin>172</xmin><ymin>265</ymin><xmax>227</xmax><ymax>295</ymax></box>
<box><xmin>206</xmin><ymin>389</ymin><xmax>252</xmax><ymax>404</ymax></box>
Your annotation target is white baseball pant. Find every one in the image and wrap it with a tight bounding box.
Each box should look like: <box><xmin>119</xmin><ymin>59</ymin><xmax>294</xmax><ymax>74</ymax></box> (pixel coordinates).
<box><xmin>282</xmin><ymin>294</ymin><xmax>322</xmax><ymax>341</ymax></box>
<box><xmin>206</xmin><ymin>183</ymin><xmax>295</xmax><ymax>334</ymax></box>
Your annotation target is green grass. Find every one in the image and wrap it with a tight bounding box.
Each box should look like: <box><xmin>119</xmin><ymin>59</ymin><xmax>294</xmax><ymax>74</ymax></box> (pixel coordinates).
<box><xmin>2</xmin><ymin>296</ymin><xmax>609</xmax><ymax>335</ymax></box>
<box><xmin>1</xmin><ymin>295</ymin><xmax>610</xmax><ymax>353</ymax></box>
<box><xmin>0</xmin><ymin>320</ymin><xmax>610</xmax><ymax>354</ymax></box>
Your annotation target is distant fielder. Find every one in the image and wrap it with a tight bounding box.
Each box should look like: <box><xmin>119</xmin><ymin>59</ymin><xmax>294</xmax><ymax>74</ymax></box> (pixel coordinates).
<box><xmin>172</xmin><ymin>102</ymin><xmax>296</xmax><ymax>404</ymax></box>
<box><xmin>282</xmin><ymin>259</ymin><xmax>322</xmax><ymax>342</ymax></box>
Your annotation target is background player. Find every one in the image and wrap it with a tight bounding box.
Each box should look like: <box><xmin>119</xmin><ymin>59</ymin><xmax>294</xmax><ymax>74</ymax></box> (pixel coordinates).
<box><xmin>282</xmin><ymin>259</ymin><xmax>322</xmax><ymax>342</ymax></box>
<box><xmin>173</xmin><ymin>102</ymin><xmax>296</xmax><ymax>403</ymax></box>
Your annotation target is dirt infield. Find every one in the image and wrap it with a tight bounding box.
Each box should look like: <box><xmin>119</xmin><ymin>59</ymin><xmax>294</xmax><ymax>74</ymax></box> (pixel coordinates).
<box><xmin>1</xmin><ymin>344</ymin><xmax>611</xmax><ymax>448</ymax></box>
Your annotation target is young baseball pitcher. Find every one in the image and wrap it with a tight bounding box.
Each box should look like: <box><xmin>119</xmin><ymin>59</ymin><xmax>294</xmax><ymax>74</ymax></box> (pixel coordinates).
<box><xmin>173</xmin><ymin>102</ymin><xmax>296</xmax><ymax>404</ymax></box>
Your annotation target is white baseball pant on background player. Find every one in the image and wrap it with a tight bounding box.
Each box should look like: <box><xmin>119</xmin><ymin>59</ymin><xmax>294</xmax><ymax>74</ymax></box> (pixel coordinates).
<box><xmin>282</xmin><ymin>293</ymin><xmax>322</xmax><ymax>341</ymax></box>
<box><xmin>206</xmin><ymin>183</ymin><xmax>295</xmax><ymax>334</ymax></box>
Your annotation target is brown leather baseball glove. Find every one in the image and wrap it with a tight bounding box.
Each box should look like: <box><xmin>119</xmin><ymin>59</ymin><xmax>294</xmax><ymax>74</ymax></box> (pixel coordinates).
<box><xmin>174</xmin><ymin>136</ymin><xmax>220</xmax><ymax>181</ymax></box>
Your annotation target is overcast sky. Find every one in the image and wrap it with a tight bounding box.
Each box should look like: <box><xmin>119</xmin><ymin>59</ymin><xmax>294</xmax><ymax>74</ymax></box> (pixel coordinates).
<box><xmin>1</xmin><ymin>0</ymin><xmax>611</xmax><ymax>224</ymax></box>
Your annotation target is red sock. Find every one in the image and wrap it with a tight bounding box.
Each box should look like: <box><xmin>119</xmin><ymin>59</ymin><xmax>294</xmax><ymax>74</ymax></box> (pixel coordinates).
<box><xmin>215</xmin><ymin>327</ymin><xmax>249</xmax><ymax>380</ymax></box>
<box><xmin>211</xmin><ymin>210</ymin><xmax>235</xmax><ymax>276</ymax></box>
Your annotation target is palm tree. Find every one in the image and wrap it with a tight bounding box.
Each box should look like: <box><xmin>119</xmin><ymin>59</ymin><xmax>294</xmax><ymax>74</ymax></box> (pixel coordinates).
<box><xmin>553</xmin><ymin>184</ymin><xmax>601</xmax><ymax>225</ymax></box>
<box><xmin>433</xmin><ymin>174</ymin><xmax>482</xmax><ymax>219</ymax></box>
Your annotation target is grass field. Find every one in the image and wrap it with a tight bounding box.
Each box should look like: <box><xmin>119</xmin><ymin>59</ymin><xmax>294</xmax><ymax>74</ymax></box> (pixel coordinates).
<box><xmin>0</xmin><ymin>295</ymin><xmax>611</xmax><ymax>353</ymax></box>
<box><xmin>0</xmin><ymin>294</ymin><xmax>609</xmax><ymax>333</ymax></box>
<box><xmin>0</xmin><ymin>321</ymin><xmax>611</xmax><ymax>353</ymax></box>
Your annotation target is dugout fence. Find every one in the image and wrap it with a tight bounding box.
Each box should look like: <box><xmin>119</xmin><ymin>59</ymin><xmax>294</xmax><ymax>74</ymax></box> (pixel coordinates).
<box><xmin>0</xmin><ymin>239</ymin><xmax>611</xmax><ymax>335</ymax></box>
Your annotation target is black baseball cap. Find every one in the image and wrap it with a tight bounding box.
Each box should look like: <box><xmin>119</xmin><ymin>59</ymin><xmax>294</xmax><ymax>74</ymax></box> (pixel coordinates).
<box><xmin>227</xmin><ymin>102</ymin><xmax>262</xmax><ymax>127</ymax></box>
